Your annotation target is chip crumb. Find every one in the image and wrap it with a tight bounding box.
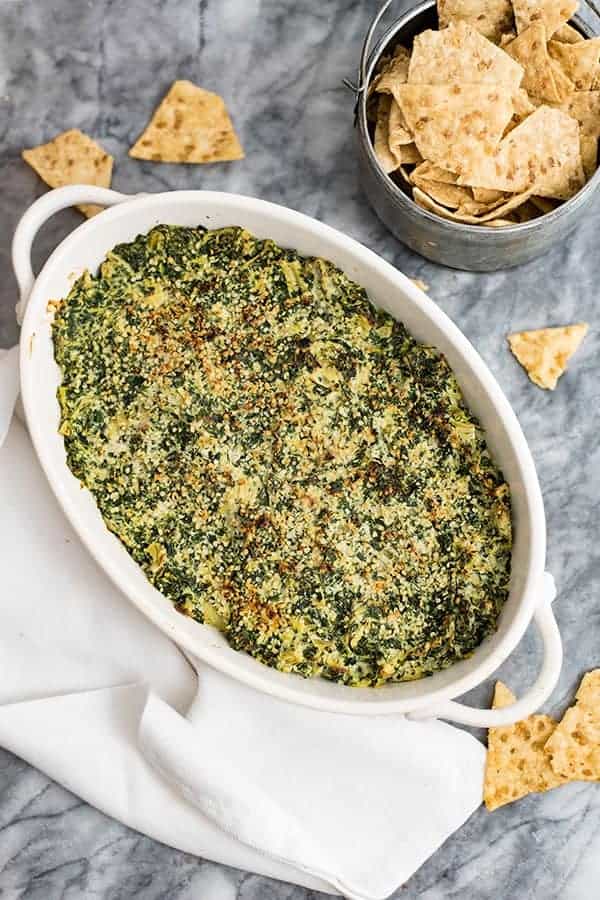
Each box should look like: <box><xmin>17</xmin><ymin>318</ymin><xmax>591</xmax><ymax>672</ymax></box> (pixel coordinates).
<box><xmin>545</xmin><ymin>670</ymin><xmax>600</xmax><ymax>781</ymax></box>
<box><xmin>22</xmin><ymin>129</ymin><xmax>113</xmax><ymax>217</ymax></box>
<box><xmin>508</xmin><ymin>322</ymin><xmax>588</xmax><ymax>389</ymax></box>
<box><xmin>410</xmin><ymin>278</ymin><xmax>429</xmax><ymax>291</ymax></box>
<box><xmin>484</xmin><ymin>681</ymin><xmax>568</xmax><ymax>810</ymax></box>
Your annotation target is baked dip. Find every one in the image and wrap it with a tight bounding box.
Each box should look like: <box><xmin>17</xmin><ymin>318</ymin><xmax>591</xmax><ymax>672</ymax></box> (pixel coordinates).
<box><xmin>52</xmin><ymin>225</ymin><xmax>512</xmax><ymax>686</ymax></box>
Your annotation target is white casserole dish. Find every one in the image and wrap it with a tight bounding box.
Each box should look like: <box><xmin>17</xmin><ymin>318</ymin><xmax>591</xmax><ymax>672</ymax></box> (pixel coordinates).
<box><xmin>13</xmin><ymin>185</ymin><xmax>562</xmax><ymax>725</ymax></box>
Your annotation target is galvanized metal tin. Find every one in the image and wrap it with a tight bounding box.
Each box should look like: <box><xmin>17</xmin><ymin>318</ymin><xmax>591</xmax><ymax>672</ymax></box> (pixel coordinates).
<box><xmin>354</xmin><ymin>0</ymin><xmax>600</xmax><ymax>271</ymax></box>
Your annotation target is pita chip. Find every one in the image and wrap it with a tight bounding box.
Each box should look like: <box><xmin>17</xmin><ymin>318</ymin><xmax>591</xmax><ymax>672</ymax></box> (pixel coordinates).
<box><xmin>561</xmin><ymin>91</ymin><xmax>600</xmax><ymax>136</ymax></box>
<box><xmin>413</xmin><ymin>185</ymin><xmax>533</xmax><ymax>222</ymax></box>
<box><xmin>374</xmin><ymin>45</ymin><xmax>411</xmax><ymax>95</ymax></box>
<box><xmin>545</xmin><ymin>670</ymin><xmax>600</xmax><ymax>781</ymax></box>
<box><xmin>553</xmin><ymin>22</ymin><xmax>584</xmax><ymax>42</ymax></box>
<box><xmin>22</xmin><ymin>129</ymin><xmax>113</xmax><ymax>218</ymax></box>
<box><xmin>410</xmin><ymin>161</ymin><xmax>459</xmax><ymax>183</ymax></box>
<box><xmin>512</xmin><ymin>199</ymin><xmax>542</xmax><ymax>220</ymax></box>
<box><xmin>512</xmin><ymin>0</ymin><xmax>578</xmax><ymax>38</ymax></box>
<box><xmin>484</xmin><ymin>682</ymin><xmax>568</xmax><ymax>811</ymax></box>
<box><xmin>388</xmin><ymin>97</ymin><xmax>414</xmax><ymax>153</ymax></box>
<box><xmin>374</xmin><ymin>95</ymin><xmax>399</xmax><ymax>173</ymax></box>
<box><xmin>472</xmin><ymin>186</ymin><xmax>508</xmax><ymax>202</ymax></box>
<box><xmin>530</xmin><ymin>194</ymin><xmax>560</xmax><ymax>212</ymax></box>
<box><xmin>550</xmin><ymin>59</ymin><xmax>576</xmax><ymax>101</ymax></box>
<box><xmin>129</xmin><ymin>80</ymin><xmax>244</xmax><ymax>164</ymax></box>
<box><xmin>458</xmin><ymin>106</ymin><xmax>585</xmax><ymax>199</ymax></box>
<box><xmin>395</xmin><ymin>83</ymin><xmax>515</xmax><ymax>174</ymax></box>
<box><xmin>395</xmin><ymin>143</ymin><xmax>423</xmax><ymax>164</ymax></box>
<box><xmin>437</xmin><ymin>0</ymin><xmax>515</xmax><ymax>42</ymax></box>
<box><xmin>508</xmin><ymin>322</ymin><xmax>588</xmax><ymax>389</ymax></box>
<box><xmin>505</xmin><ymin>24</ymin><xmax>564</xmax><ymax>103</ymax></box>
<box><xmin>548</xmin><ymin>37</ymin><xmax>600</xmax><ymax>91</ymax></box>
<box><xmin>513</xmin><ymin>88</ymin><xmax>537</xmax><ymax>119</ymax></box>
<box><xmin>408</xmin><ymin>23</ymin><xmax>524</xmax><ymax>89</ymax></box>
<box><xmin>412</xmin><ymin>176</ymin><xmax>473</xmax><ymax>208</ymax></box>
<box><xmin>504</xmin><ymin>88</ymin><xmax>537</xmax><ymax>135</ymax></box>
<box><xmin>390</xmin><ymin>165</ymin><xmax>414</xmax><ymax>186</ymax></box>
<box><xmin>580</xmin><ymin>134</ymin><xmax>598</xmax><ymax>179</ymax></box>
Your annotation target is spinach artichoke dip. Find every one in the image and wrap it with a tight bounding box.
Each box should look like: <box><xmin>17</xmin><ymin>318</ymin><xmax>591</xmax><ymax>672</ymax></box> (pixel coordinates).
<box><xmin>52</xmin><ymin>224</ymin><xmax>512</xmax><ymax>686</ymax></box>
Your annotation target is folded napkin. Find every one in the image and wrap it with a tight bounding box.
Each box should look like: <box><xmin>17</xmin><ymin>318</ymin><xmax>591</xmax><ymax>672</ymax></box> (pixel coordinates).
<box><xmin>0</xmin><ymin>350</ymin><xmax>487</xmax><ymax>900</ymax></box>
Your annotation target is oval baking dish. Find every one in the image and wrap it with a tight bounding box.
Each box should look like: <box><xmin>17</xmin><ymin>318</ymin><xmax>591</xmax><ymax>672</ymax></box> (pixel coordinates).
<box><xmin>13</xmin><ymin>186</ymin><xmax>561</xmax><ymax>725</ymax></box>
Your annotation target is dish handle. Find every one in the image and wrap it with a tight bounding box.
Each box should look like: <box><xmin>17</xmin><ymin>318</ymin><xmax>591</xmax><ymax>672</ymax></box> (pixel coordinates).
<box><xmin>407</xmin><ymin>573</ymin><xmax>562</xmax><ymax>727</ymax></box>
<box><xmin>12</xmin><ymin>185</ymin><xmax>133</xmax><ymax>323</ymax></box>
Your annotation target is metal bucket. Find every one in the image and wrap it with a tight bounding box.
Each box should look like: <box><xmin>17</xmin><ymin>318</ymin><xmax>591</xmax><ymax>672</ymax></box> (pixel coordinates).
<box><xmin>352</xmin><ymin>0</ymin><xmax>600</xmax><ymax>271</ymax></box>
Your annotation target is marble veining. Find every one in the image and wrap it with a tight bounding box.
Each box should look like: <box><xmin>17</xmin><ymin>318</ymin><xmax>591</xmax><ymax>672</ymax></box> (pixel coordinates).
<box><xmin>1</xmin><ymin>0</ymin><xmax>599</xmax><ymax>897</ymax></box>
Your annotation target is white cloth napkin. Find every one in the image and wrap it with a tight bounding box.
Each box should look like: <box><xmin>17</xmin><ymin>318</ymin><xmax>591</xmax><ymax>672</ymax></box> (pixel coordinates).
<box><xmin>0</xmin><ymin>348</ymin><xmax>487</xmax><ymax>900</ymax></box>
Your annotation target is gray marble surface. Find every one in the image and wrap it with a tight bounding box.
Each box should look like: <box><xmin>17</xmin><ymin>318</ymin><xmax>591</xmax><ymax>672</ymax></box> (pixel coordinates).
<box><xmin>1</xmin><ymin>0</ymin><xmax>599</xmax><ymax>897</ymax></box>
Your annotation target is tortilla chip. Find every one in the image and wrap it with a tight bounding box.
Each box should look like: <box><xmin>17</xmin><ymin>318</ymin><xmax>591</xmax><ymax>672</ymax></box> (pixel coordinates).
<box><xmin>413</xmin><ymin>185</ymin><xmax>533</xmax><ymax>222</ymax></box>
<box><xmin>373</xmin><ymin>46</ymin><xmax>411</xmax><ymax>95</ymax></box>
<box><xmin>530</xmin><ymin>194</ymin><xmax>560</xmax><ymax>212</ymax></box>
<box><xmin>455</xmin><ymin>200</ymin><xmax>503</xmax><ymax>216</ymax></box>
<box><xmin>553</xmin><ymin>22</ymin><xmax>584</xmax><ymax>42</ymax></box>
<box><xmin>437</xmin><ymin>0</ymin><xmax>515</xmax><ymax>42</ymax></box>
<box><xmin>513</xmin><ymin>88</ymin><xmax>537</xmax><ymax>119</ymax></box>
<box><xmin>548</xmin><ymin>38</ymin><xmax>600</xmax><ymax>91</ymax></box>
<box><xmin>395</xmin><ymin>83</ymin><xmax>515</xmax><ymax>174</ymax></box>
<box><xmin>464</xmin><ymin>189</ymin><xmax>534</xmax><ymax>216</ymax></box>
<box><xmin>545</xmin><ymin>670</ymin><xmax>600</xmax><ymax>781</ymax></box>
<box><xmin>366</xmin><ymin>90</ymin><xmax>380</xmax><ymax>124</ymax></box>
<box><xmin>388</xmin><ymin>97</ymin><xmax>414</xmax><ymax>152</ymax></box>
<box><xmin>408</xmin><ymin>22</ymin><xmax>524</xmax><ymax>89</ymax></box>
<box><xmin>22</xmin><ymin>129</ymin><xmax>113</xmax><ymax>218</ymax></box>
<box><xmin>412</xmin><ymin>176</ymin><xmax>474</xmax><ymax>208</ymax></box>
<box><xmin>512</xmin><ymin>199</ymin><xmax>542</xmax><ymax>220</ymax></box>
<box><xmin>410</xmin><ymin>161</ymin><xmax>459</xmax><ymax>183</ymax></box>
<box><xmin>550</xmin><ymin>59</ymin><xmax>576</xmax><ymax>101</ymax></box>
<box><xmin>484</xmin><ymin>682</ymin><xmax>568</xmax><ymax>811</ymax></box>
<box><xmin>129</xmin><ymin>80</ymin><xmax>244</xmax><ymax>164</ymax></box>
<box><xmin>472</xmin><ymin>186</ymin><xmax>508</xmax><ymax>202</ymax></box>
<box><xmin>505</xmin><ymin>24</ymin><xmax>564</xmax><ymax>103</ymax></box>
<box><xmin>508</xmin><ymin>322</ymin><xmax>588</xmax><ymax>388</ymax></box>
<box><xmin>369</xmin><ymin>54</ymin><xmax>392</xmax><ymax>97</ymax></box>
<box><xmin>512</xmin><ymin>0</ymin><xmax>578</xmax><ymax>38</ymax></box>
<box><xmin>458</xmin><ymin>105</ymin><xmax>585</xmax><ymax>199</ymax></box>
<box><xmin>396</xmin><ymin>143</ymin><xmax>423</xmax><ymax>164</ymax></box>
<box><xmin>390</xmin><ymin>165</ymin><xmax>414</xmax><ymax>186</ymax></box>
<box><xmin>561</xmin><ymin>91</ymin><xmax>600</xmax><ymax>136</ymax></box>
<box><xmin>580</xmin><ymin>134</ymin><xmax>598</xmax><ymax>179</ymax></box>
<box><xmin>504</xmin><ymin>89</ymin><xmax>537</xmax><ymax>136</ymax></box>
<box><xmin>373</xmin><ymin>95</ymin><xmax>399</xmax><ymax>173</ymax></box>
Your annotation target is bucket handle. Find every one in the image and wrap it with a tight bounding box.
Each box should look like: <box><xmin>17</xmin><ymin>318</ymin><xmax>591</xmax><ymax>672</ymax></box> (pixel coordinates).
<box><xmin>343</xmin><ymin>0</ymin><xmax>416</xmax><ymax>99</ymax></box>
<box><xmin>408</xmin><ymin>573</ymin><xmax>562</xmax><ymax>727</ymax></box>
<box><xmin>12</xmin><ymin>185</ymin><xmax>133</xmax><ymax>324</ymax></box>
